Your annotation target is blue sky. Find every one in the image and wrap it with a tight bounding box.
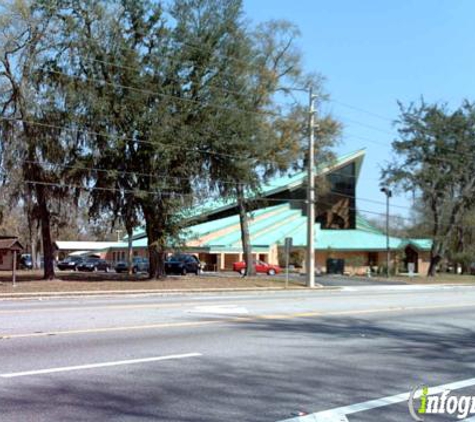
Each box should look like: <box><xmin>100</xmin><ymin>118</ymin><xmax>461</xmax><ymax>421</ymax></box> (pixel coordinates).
<box><xmin>243</xmin><ymin>0</ymin><xmax>475</xmax><ymax>222</ymax></box>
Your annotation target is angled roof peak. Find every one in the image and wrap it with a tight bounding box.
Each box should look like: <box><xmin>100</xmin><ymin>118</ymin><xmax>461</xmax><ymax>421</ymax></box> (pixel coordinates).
<box><xmin>130</xmin><ymin>149</ymin><xmax>366</xmax><ymax>240</ymax></box>
<box><xmin>260</xmin><ymin>148</ymin><xmax>366</xmax><ymax>196</ymax></box>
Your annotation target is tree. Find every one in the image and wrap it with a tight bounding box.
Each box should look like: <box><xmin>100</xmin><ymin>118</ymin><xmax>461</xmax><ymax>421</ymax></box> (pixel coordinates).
<box><xmin>0</xmin><ymin>0</ymin><xmax>86</xmax><ymax>279</ymax></box>
<box><xmin>0</xmin><ymin>0</ymin><xmax>340</xmax><ymax>282</ymax></box>
<box><xmin>203</xmin><ymin>19</ymin><xmax>340</xmax><ymax>276</ymax></box>
<box><xmin>54</xmin><ymin>0</ymin><xmax>254</xmax><ymax>278</ymax></box>
<box><xmin>382</xmin><ymin>100</ymin><xmax>475</xmax><ymax>276</ymax></box>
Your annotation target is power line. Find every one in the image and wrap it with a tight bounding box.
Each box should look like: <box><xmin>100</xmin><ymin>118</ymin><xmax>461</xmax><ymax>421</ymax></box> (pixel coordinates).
<box><xmin>334</xmin><ymin>101</ymin><xmax>475</xmax><ymax>161</ymax></box>
<box><xmin>0</xmin><ymin>115</ymin><xmax>254</xmax><ymax>161</ymax></box>
<box><xmin>0</xmin><ymin>114</ymin><xmax>393</xmax><ymax>178</ymax></box>
<box><xmin>342</xmin><ymin>129</ymin><xmax>475</xmax><ymax>169</ymax></box>
<box><xmin>328</xmin><ymin>99</ymin><xmax>394</xmax><ymax>123</ymax></box>
<box><xmin>4</xmin><ymin>70</ymin><xmax>475</xmax><ymax>180</ymax></box>
<box><xmin>21</xmin><ymin>155</ymin><xmax>380</xmax><ymax>183</ymax></box>
<box><xmin>38</xmin><ymin>68</ymin><xmax>282</xmax><ymax>119</ymax></box>
<box><xmin>326</xmin><ymin>190</ymin><xmax>411</xmax><ymax>211</ymax></box>
<box><xmin>18</xmin><ymin>177</ymin><xmax>475</xmax><ymax>231</ymax></box>
<box><xmin>341</xmin><ymin>116</ymin><xmax>396</xmax><ymax>137</ymax></box>
<box><xmin>5</xmin><ymin>110</ymin><xmax>475</xmax><ymax>191</ymax></box>
<box><xmin>76</xmin><ymin>56</ymin><xmax>254</xmax><ymax>101</ymax></box>
<box><xmin>21</xmin><ymin>158</ymin><xmax>254</xmax><ymax>187</ymax></box>
<box><xmin>1</xmin><ymin>16</ymin><xmax>296</xmax><ymax>111</ymax></box>
<box><xmin>24</xmin><ymin>179</ymin><xmax>199</xmax><ymax>199</ymax></box>
<box><xmin>18</xmin><ymin>155</ymin><xmax>471</xmax><ymax>211</ymax></box>
<box><xmin>5</xmin><ymin>1</ymin><xmax>474</xmax><ymax>163</ymax></box>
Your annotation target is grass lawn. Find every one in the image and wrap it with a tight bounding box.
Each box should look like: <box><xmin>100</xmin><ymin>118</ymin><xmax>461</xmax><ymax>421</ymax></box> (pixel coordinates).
<box><xmin>0</xmin><ymin>270</ymin><xmax>306</xmax><ymax>294</ymax></box>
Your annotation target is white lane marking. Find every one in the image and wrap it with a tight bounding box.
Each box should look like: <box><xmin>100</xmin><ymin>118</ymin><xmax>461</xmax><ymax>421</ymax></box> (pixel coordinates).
<box><xmin>278</xmin><ymin>377</ymin><xmax>475</xmax><ymax>421</ymax></box>
<box><xmin>341</xmin><ymin>285</ymin><xmax>475</xmax><ymax>292</ymax></box>
<box><xmin>187</xmin><ymin>305</ymin><xmax>249</xmax><ymax>314</ymax></box>
<box><xmin>0</xmin><ymin>352</ymin><xmax>202</xmax><ymax>378</ymax></box>
<box><xmin>283</xmin><ymin>413</ymin><xmax>348</xmax><ymax>422</ymax></box>
<box><xmin>463</xmin><ymin>418</ymin><xmax>475</xmax><ymax>421</ymax></box>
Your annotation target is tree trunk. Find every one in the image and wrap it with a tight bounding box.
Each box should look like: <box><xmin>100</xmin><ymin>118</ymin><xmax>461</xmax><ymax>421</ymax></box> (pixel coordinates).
<box><xmin>236</xmin><ymin>185</ymin><xmax>255</xmax><ymax>277</ymax></box>
<box><xmin>427</xmin><ymin>254</ymin><xmax>441</xmax><ymax>277</ymax></box>
<box><xmin>28</xmin><ymin>215</ymin><xmax>37</xmax><ymax>269</ymax></box>
<box><xmin>26</xmin><ymin>194</ymin><xmax>38</xmax><ymax>269</ymax></box>
<box><xmin>37</xmin><ymin>187</ymin><xmax>55</xmax><ymax>280</ymax></box>
<box><xmin>31</xmin><ymin>235</ymin><xmax>37</xmax><ymax>269</ymax></box>
<box><xmin>144</xmin><ymin>208</ymin><xmax>166</xmax><ymax>279</ymax></box>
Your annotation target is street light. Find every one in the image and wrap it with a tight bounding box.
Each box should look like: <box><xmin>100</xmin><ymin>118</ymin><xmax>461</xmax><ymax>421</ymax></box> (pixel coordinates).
<box><xmin>380</xmin><ymin>187</ymin><xmax>392</xmax><ymax>278</ymax></box>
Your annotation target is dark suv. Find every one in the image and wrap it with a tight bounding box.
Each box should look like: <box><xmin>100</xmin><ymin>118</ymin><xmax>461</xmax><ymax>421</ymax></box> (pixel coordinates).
<box><xmin>57</xmin><ymin>256</ymin><xmax>84</xmax><ymax>271</ymax></box>
<box><xmin>77</xmin><ymin>258</ymin><xmax>111</xmax><ymax>272</ymax></box>
<box><xmin>115</xmin><ymin>257</ymin><xmax>149</xmax><ymax>274</ymax></box>
<box><xmin>165</xmin><ymin>254</ymin><xmax>201</xmax><ymax>275</ymax></box>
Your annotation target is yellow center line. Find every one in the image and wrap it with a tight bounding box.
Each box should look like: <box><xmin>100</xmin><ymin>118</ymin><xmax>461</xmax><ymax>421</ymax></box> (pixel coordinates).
<box><xmin>0</xmin><ymin>296</ymin><xmax>310</xmax><ymax>315</ymax></box>
<box><xmin>1</xmin><ymin>302</ymin><xmax>474</xmax><ymax>340</ymax></box>
<box><xmin>0</xmin><ymin>301</ymin><xmax>233</xmax><ymax>315</ymax></box>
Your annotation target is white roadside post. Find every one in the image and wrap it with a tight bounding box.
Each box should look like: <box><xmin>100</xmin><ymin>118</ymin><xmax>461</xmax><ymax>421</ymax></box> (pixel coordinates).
<box><xmin>284</xmin><ymin>237</ymin><xmax>292</xmax><ymax>289</ymax></box>
<box><xmin>12</xmin><ymin>250</ymin><xmax>17</xmax><ymax>287</ymax></box>
<box><xmin>380</xmin><ymin>187</ymin><xmax>392</xmax><ymax>278</ymax></box>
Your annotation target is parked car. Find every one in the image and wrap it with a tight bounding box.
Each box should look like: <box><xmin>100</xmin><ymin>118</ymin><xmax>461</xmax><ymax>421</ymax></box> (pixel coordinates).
<box><xmin>19</xmin><ymin>254</ymin><xmax>33</xmax><ymax>270</ymax></box>
<box><xmin>57</xmin><ymin>256</ymin><xmax>84</xmax><ymax>271</ymax></box>
<box><xmin>77</xmin><ymin>258</ymin><xmax>111</xmax><ymax>272</ymax></box>
<box><xmin>165</xmin><ymin>254</ymin><xmax>201</xmax><ymax>275</ymax></box>
<box><xmin>115</xmin><ymin>257</ymin><xmax>149</xmax><ymax>274</ymax></box>
<box><xmin>233</xmin><ymin>260</ymin><xmax>282</xmax><ymax>276</ymax></box>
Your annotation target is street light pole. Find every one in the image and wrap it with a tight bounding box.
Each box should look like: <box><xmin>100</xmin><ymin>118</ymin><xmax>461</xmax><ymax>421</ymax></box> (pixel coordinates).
<box><xmin>380</xmin><ymin>187</ymin><xmax>392</xmax><ymax>278</ymax></box>
<box><xmin>307</xmin><ymin>88</ymin><xmax>317</xmax><ymax>288</ymax></box>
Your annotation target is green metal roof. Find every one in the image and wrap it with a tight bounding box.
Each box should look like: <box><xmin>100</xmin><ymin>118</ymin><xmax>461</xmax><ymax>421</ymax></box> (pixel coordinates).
<box><xmin>191</xmin><ymin>149</ymin><xmax>365</xmax><ymax>220</ymax></box>
<box><xmin>400</xmin><ymin>238</ymin><xmax>432</xmax><ymax>251</ymax></box>
<box><xmin>315</xmin><ymin>229</ymin><xmax>405</xmax><ymax>251</ymax></box>
<box><xmin>127</xmin><ymin>149</ymin><xmax>366</xmax><ymax>241</ymax></box>
<box><xmin>186</xmin><ymin>203</ymin><xmax>288</xmax><ymax>240</ymax></box>
<box><xmin>107</xmin><ymin>149</ymin><xmax>432</xmax><ymax>254</ymax></box>
<box><xmin>355</xmin><ymin>214</ymin><xmax>384</xmax><ymax>234</ymax></box>
<box><xmin>106</xmin><ymin>203</ymin><xmax>432</xmax><ymax>253</ymax></box>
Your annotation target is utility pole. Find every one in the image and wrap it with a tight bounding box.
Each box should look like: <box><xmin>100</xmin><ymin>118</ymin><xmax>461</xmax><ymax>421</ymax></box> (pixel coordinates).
<box><xmin>381</xmin><ymin>187</ymin><xmax>392</xmax><ymax>278</ymax></box>
<box><xmin>307</xmin><ymin>88</ymin><xmax>317</xmax><ymax>288</ymax></box>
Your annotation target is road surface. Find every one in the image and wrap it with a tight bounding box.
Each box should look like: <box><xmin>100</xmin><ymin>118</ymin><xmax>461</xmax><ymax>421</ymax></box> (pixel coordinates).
<box><xmin>0</xmin><ymin>285</ymin><xmax>474</xmax><ymax>421</ymax></box>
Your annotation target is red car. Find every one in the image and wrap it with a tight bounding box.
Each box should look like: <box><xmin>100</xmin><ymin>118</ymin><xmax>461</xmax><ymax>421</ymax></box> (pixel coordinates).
<box><xmin>233</xmin><ymin>260</ymin><xmax>282</xmax><ymax>276</ymax></box>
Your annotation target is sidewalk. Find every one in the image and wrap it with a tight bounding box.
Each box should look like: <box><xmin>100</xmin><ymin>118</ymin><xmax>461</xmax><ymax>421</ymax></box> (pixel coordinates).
<box><xmin>0</xmin><ymin>271</ymin><xmax>309</xmax><ymax>299</ymax></box>
<box><xmin>0</xmin><ymin>271</ymin><xmax>472</xmax><ymax>300</ymax></box>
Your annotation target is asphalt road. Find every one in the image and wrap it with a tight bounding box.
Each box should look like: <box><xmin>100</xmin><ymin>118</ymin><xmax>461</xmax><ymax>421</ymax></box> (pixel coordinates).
<box><xmin>0</xmin><ymin>285</ymin><xmax>474</xmax><ymax>421</ymax></box>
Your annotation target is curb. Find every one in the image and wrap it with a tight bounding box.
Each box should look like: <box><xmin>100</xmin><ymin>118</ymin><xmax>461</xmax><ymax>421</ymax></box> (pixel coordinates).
<box><xmin>0</xmin><ymin>285</ymin><xmax>325</xmax><ymax>300</ymax></box>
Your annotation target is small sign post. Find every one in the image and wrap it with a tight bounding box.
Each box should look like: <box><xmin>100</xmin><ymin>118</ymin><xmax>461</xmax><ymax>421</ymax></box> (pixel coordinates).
<box><xmin>12</xmin><ymin>250</ymin><xmax>17</xmax><ymax>287</ymax></box>
<box><xmin>284</xmin><ymin>237</ymin><xmax>293</xmax><ymax>289</ymax></box>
